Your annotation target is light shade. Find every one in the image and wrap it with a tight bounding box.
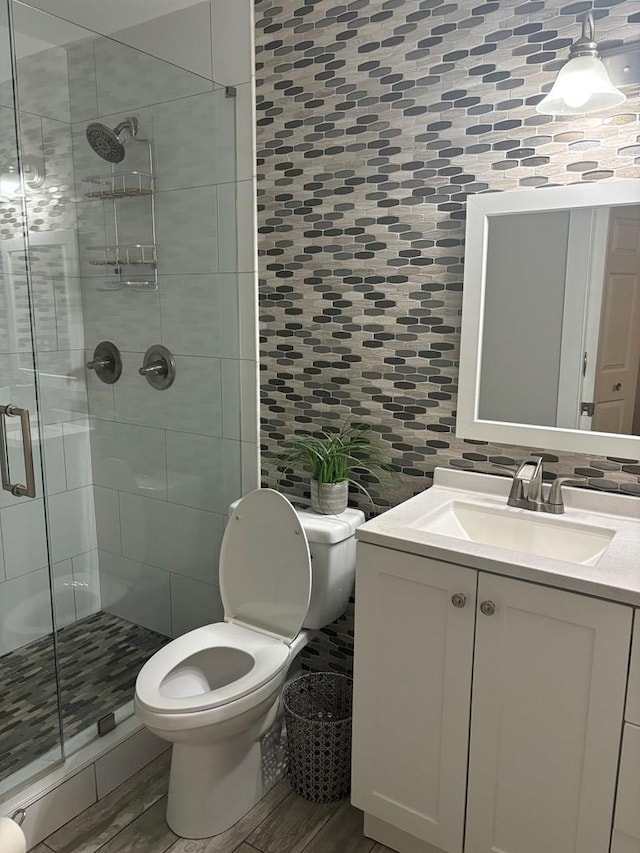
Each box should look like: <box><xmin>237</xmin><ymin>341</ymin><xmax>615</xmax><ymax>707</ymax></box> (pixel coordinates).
<box><xmin>536</xmin><ymin>54</ymin><xmax>626</xmax><ymax>116</ymax></box>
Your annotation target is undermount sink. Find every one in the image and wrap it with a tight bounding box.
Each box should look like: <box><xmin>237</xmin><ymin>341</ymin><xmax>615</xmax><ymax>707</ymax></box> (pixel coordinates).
<box><xmin>413</xmin><ymin>500</ymin><xmax>615</xmax><ymax>566</ymax></box>
<box><xmin>357</xmin><ymin>468</ymin><xmax>640</xmax><ymax>603</ymax></box>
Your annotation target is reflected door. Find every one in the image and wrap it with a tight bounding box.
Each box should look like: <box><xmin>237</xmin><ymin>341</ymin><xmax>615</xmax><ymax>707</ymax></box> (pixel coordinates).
<box><xmin>593</xmin><ymin>206</ymin><xmax>640</xmax><ymax>434</ymax></box>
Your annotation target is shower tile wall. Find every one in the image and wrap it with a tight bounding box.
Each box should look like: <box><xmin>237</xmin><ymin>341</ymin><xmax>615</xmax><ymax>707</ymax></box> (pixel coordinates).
<box><xmin>0</xmin><ymin>37</ymin><xmax>99</xmax><ymax>657</ymax></box>
<box><xmin>255</xmin><ymin>0</ymin><xmax>640</xmax><ymax>672</ymax></box>
<box><xmin>67</xmin><ymin>5</ymin><xmax>257</xmax><ymax>639</ymax></box>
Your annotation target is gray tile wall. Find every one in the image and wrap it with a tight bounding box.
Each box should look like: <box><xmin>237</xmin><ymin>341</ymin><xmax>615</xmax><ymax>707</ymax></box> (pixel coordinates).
<box><xmin>65</xmin><ymin>0</ymin><xmax>260</xmax><ymax>640</ymax></box>
<box><xmin>67</xmin><ymin>36</ymin><xmax>245</xmax><ymax>640</ymax></box>
<box><xmin>255</xmin><ymin>0</ymin><xmax>640</xmax><ymax>672</ymax></box>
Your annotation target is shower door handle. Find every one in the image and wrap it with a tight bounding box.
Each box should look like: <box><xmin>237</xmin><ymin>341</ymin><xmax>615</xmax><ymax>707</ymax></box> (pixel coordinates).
<box><xmin>0</xmin><ymin>404</ymin><xmax>37</xmax><ymax>498</ymax></box>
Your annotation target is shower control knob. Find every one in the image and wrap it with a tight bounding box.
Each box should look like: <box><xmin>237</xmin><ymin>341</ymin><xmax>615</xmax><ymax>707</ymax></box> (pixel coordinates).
<box><xmin>86</xmin><ymin>341</ymin><xmax>122</xmax><ymax>384</ymax></box>
<box><xmin>451</xmin><ymin>593</ymin><xmax>467</xmax><ymax>609</ymax></box>
<box><xmin>139</xmin><ymin>345</ymin><xmax>176</xmax><ymax>390</ymax></box>
<box><xmin>480</xmin><ymin>600</ymin><xmax>496</xmax><ymax>616</ymax></box>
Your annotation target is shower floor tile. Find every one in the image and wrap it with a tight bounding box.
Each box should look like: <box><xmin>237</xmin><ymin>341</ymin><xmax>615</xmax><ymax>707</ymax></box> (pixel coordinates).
<box><xmin>0</xmin><ymin>612</ymin><xmax>167</xmax><ymax>781</ymax></box>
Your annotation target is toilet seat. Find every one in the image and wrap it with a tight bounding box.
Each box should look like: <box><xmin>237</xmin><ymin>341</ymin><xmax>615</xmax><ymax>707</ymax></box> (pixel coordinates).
<box><xmin>136</xmin><ymin>490</ymin><xmax>313</xmax><ymax>723</ymax></box>
<box><xmin>135</xmin><ymin>622</ymin><xmax>290</xmax><ymax>715</ymax></box>
<box><xmin>221</xmin><ymin>489</ymin><xmax>312</xmax><ymax>641</ymax></box>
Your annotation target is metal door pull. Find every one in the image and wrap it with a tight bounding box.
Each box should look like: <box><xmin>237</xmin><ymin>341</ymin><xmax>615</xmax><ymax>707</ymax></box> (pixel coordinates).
<box><xmin>0</xmin><ymin>404</ymin><xmax>36</xmax><ymax>498</ymax></box>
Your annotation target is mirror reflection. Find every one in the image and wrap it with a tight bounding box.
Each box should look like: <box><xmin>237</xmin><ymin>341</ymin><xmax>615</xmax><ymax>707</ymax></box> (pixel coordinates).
<box><xmin>479</xmin><ymin>203</ymin><xmax>640</xmax><ymax>436</ymax></box>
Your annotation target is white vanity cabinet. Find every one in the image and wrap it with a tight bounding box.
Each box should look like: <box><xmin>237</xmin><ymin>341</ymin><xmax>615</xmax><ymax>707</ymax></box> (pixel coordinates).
<box><xmin>465</xmin><ymin>572</ymin><xmax>630</xmax><ymax>853</ymax></box>
<box><xmin>351</xmin><ymin>544</ymin><xmax>477</xmax><ymax>853</ymax></box>
<box><xmin>351</xmin><ymin>542</ymin><xmax>633</xmax><ymax>853</ymax></box>
<box><xmin>611</xmin><ymin>613</ymin><xmax>640</xmax><ymax>853</ymax></box>
<box><xmin>612</xmin><ymin>724</ymin><xmax>640</xmax><ymax>853</ymax></box>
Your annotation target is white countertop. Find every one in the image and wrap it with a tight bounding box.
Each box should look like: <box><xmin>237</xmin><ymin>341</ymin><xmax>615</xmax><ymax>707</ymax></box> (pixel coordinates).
<box><xmin>357</xmin><ymin>468</ymin><xmax>640</xmax><ymax>607</ymax></box>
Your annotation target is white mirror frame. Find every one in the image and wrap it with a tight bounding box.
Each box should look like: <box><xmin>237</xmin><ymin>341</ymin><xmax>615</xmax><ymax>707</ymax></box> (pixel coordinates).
<box><xmin>457</xmin><ymin>179</ymin><xmax>640</xmax><ymax>458</ymax></box>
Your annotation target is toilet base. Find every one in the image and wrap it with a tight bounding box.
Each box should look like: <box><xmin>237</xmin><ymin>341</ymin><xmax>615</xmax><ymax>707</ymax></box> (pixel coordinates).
<box><xmin>136</xmin><ymin>634</ymin><xmax>312</xmax><ymax>839</ymax></box>
<box><xmin>166</xmin><ymin>735</ymin><xmax>264</xmax><ymax>838</ymax></box>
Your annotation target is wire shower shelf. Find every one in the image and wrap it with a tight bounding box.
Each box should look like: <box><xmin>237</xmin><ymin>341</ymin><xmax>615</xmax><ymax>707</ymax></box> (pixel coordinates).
<box><xmin>83</xmin><ymin>171</ymin><xmax>154</xmax><ymax>199</ymax></box>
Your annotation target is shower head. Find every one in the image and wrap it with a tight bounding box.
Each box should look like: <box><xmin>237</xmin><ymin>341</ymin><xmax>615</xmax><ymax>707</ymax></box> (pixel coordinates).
<box><xmin>86</xmin><ymin>117</ymin><xmax>139</xmax><ymax>163</ymax></box>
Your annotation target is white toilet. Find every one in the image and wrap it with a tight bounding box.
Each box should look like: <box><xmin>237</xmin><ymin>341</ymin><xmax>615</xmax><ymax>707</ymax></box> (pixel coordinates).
<box><xmin>134</xmin><ymin>488</ymin><xmax>364</xmax><ymax>839</ymax></box>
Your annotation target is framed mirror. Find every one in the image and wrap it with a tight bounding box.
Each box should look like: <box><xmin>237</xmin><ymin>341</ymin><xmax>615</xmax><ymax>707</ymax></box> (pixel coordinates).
<box><xmin>457</xmin><ymin>179</ymin><xmax>640</xmax><ymax>457</ymax></box>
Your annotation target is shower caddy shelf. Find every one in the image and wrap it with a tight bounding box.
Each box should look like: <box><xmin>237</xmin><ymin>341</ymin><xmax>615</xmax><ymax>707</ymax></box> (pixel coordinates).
<box><xmin>87</xmin><ymin>244</ymin><xmax>158</xmax><ymax>267</ymax></box>
<box><xmin>82</xmin><ymin>136</ymin><xmax>158</xmax><ymax>292</ymax></box>
<box><xmin>83</xmin><ymin>170</ymin><xmax>154</xmax><ymax>199</ymax></box>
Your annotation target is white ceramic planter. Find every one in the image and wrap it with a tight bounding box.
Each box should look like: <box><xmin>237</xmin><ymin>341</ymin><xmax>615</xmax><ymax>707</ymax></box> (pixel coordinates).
<box><xmin>310</xmin><ymin>479</ymin><xmax>349</xmax><ymax>514</ymax></box>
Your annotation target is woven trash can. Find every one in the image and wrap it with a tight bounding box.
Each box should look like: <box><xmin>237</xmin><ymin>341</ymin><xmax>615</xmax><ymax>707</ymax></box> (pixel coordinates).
<box><xmin>283</xmin><ymin>672</ymin><xmax>353</xmax><ymax>802</ymax></box>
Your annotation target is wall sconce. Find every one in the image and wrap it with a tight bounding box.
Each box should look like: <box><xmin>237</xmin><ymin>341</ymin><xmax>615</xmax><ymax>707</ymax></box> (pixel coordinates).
<box><xmin>536</xmin><ymin>12</ymin><xmax>638</xmax><ymax>116</ymax></box>
<box><xmin>0</xmin><ymin>158</ymin><xmax>45</xmax><ymax>201</ymax></box>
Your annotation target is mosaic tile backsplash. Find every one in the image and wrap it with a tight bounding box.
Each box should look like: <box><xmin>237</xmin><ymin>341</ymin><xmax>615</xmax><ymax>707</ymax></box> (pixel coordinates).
<box><xmin>255</xmin><ymin>0</ymin><xmax>640</xmax><ymax>671</ymax></box>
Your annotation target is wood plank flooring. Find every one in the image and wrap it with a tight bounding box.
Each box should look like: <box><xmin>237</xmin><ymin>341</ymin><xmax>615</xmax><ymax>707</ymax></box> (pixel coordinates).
<box><xmin>33</xmin><ymin>754</ymin><xmax>395</xmax><ymax>853</ymax></box>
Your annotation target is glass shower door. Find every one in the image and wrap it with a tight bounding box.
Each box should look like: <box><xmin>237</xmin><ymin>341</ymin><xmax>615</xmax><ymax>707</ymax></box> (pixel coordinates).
<box><xmin>5</xmin><ymin>0</ymin><xmax>241</xmax><ymax>777</ymax></box>
<box><xmin>0</xmin><ymin>0</ymin><xmax>63</xmax><ymax>798</ymax></box>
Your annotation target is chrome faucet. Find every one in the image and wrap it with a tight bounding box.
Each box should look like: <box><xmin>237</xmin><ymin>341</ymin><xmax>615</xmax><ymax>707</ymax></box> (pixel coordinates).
<box><xmin>506</xmin><ymin>456</ymin><xmax>583</xmax><ymax>514</ymax></box>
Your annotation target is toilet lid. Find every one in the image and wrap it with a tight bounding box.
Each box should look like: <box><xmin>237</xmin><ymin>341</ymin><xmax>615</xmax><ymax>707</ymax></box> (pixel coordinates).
<box><xmin>220</xmin><ymin>489</ymin><xmax>312</xmax><ymax>642</ymax></box>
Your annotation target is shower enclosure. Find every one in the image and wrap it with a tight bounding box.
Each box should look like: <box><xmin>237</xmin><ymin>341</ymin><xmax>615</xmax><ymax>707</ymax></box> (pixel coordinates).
<box><xmin>0</xmin><ymin>0</ymin><xmax>252</xmax><ymax>803</ymax></box>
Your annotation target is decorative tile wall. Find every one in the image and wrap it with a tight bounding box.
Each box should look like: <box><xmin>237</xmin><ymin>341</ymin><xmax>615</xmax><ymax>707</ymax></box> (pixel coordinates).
<box><xmin>255</xmin><ymin>0</ymin><xmax>640</xmax><ymax>672</ymax></box>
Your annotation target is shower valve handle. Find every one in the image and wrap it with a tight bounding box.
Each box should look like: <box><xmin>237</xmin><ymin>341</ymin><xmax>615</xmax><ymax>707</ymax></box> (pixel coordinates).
<box><xmin>86</xmin><ymin>342</ymin><xmax>122</xmax><ymax>385</ymax></box>
<box><xmin>87</xmin><ymin>356</ymin><xmax>112</xmax><ymax>370</ymax></box>
<box><xmin>138</xmin><ymin>346</ymin><xmax>176</xmax><ymax>390</ymax></box>
<box><xmin>138</xmin><ymin>360</ymin><xmax>166</xmax><ymax>377</ymax></box>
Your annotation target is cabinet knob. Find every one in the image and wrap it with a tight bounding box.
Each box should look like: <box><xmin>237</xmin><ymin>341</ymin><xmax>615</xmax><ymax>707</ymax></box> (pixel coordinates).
<box><xmin>480</xmin><ymin>600</ymin><xmax>496</xmax><ymax>616</ymax></box>
<box><xmin>451</xmin><ymin>593</ymin><xmax>467</xmax><ymax>608</ymax></box>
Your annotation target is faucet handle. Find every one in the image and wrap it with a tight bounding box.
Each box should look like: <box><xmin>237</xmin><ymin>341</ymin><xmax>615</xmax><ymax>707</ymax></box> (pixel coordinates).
<box><xmin>547</xmin><ymin>476</ymin><xmax>588</xmax><ymax>509</ymax></box>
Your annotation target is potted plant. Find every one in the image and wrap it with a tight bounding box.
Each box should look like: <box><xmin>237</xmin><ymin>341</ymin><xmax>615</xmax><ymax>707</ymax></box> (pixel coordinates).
<box><xmin>280</xmin><ymin>422</ymin><xmax>393</xmax><ymax>515</ymax></box>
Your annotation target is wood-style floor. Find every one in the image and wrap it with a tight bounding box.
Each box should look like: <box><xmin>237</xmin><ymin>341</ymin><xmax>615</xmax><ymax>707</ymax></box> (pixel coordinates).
<box><xmin>31</xmin><ymin>752</ymin><xmax>393</xmax><ymax>853</ymax></box>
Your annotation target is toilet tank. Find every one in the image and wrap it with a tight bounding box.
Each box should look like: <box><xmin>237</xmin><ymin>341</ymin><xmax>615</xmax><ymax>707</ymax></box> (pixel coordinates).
<box><xmin>227</xmin><ymin>493</ymin><xmax>365</xmax><ymax>630</ymax></box>
<box><xmin>293</xmin><ymin>503</ymin><xmax>365</xmax><ymax>629</ymax></box>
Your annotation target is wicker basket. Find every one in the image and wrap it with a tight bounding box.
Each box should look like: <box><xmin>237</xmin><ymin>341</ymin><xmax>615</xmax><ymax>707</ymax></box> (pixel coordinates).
<box><xmin>283</xmin><ymin>672</ymin><xmax>353</xmax><ymax>802</ymax></box>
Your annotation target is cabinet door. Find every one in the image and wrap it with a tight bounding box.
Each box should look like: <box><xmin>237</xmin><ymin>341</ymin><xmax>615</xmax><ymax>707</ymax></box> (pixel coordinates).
<box><xmin>465</xmin><ymin>573</ymin><xmax>632</xmax><ymax>853</ymax></box>
<box><xmin>611</xmin><ymin>724</ymin><xmax>640</xmax><ymax>853</ymax></box>
<box><xmin>351</xmin><ymin>543</ymin><xmax>477</xmax><ymax>853</ymax></box>
<box><xmin>625</xmin><ymin>611</ymin><xmax>640</xmax><ymax>725</ymax></box>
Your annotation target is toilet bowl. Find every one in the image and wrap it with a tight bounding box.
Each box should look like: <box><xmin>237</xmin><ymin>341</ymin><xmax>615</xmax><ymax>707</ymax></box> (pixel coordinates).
<box><xmin>134</xmin><ymin>488</ymin><xmax>364</xmax><ymax>839</ymax></box>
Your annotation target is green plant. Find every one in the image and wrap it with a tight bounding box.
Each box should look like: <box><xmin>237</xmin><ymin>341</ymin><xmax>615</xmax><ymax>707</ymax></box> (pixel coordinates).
<box><xmin>280</xmin><ymin>422</ymin><xmax>394</xmax><ymax>503</ymax></box>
